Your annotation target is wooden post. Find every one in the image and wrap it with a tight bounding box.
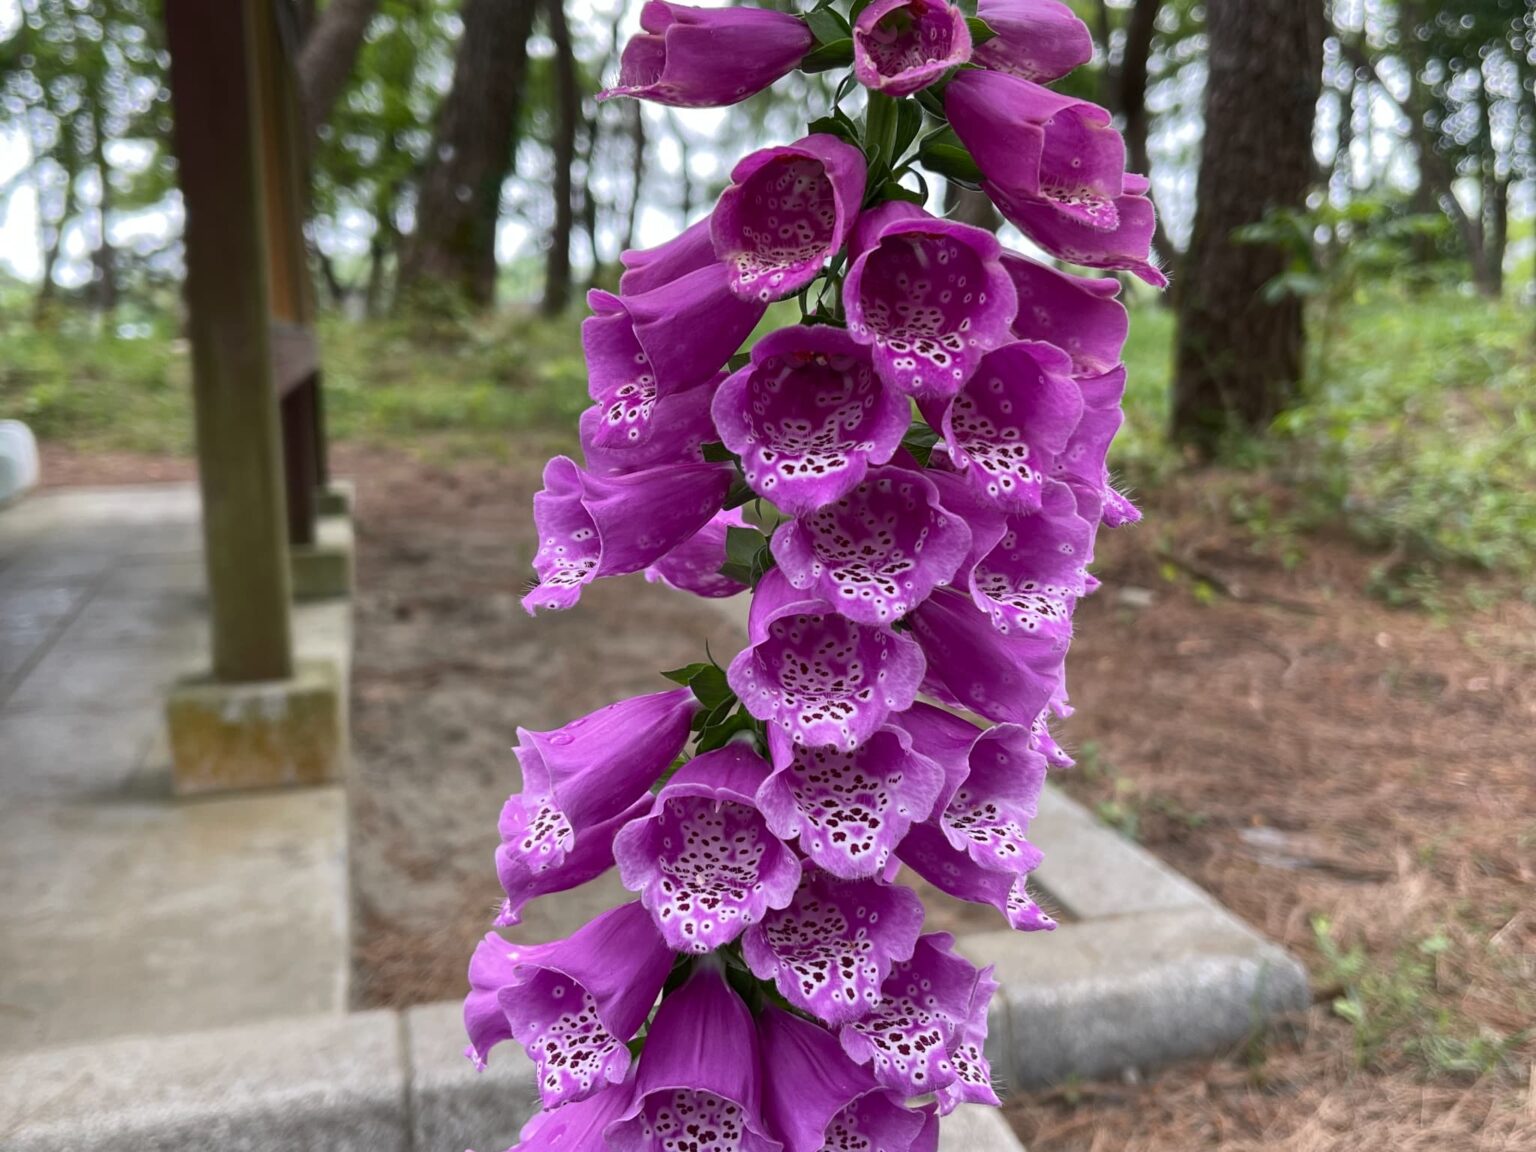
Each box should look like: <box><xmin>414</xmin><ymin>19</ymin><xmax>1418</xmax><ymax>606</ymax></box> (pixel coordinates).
<box><xmin>253</xmin><ymin>0</ymin><xmax>321</xmax><ymax>548</ymax></box>
<box><xmin>165</xmin><ymin>0</ymin><xmax>295</xmax><ymax>684</ymax></box>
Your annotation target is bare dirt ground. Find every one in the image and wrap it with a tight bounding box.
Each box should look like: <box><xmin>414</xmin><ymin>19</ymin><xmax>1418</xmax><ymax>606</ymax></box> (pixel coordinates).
<box><xmin>42</xmin><ymin>445</ymin><xmax>1536</xmax><ymax>1150</ymax></box>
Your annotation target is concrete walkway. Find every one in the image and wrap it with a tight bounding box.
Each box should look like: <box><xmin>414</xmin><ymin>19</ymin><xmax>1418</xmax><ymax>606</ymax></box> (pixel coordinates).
<box><xmin>0</xmin><ymin>487</ymin><xmax>350</xmax><ymax>1054</ymax></box>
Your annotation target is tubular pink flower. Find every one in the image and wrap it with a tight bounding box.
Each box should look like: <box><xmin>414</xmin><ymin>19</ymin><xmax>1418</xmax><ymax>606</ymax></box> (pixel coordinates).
<box><xmin>618</xmin><ymin>217</ymin><xmax>716</xmax><ymax>295</ymax></box>
<box><xmin>712</xmin><ymin>134</ymin><xmax>867</xmax><ymax>302</ymax></box>
<box><xmin>908</xmin><ymin>586</ymin><xmax>1064</xmax><ymax>727</ymax></box>
<box><xmin>854</xmin><ymin>0</ymin><xmax>972</xmax><ymax>97</ymax></box>
<box><xmin>606</xmin><ymin>963</ymin><xmax>782</xmax><ymax>1152</ymax></box>
<box><xmin>645</xmin><ymin>508</ymin><xmax>750</xmax><ymax>598</ymax></box>
<box><xmin>523</xmin><ymin>456</ymin><xmax>733</xmax><ymax>613</ymax></box>
<box><xmin>1051</xmin><ymin>364</ymin><xmax>1142</xmax><ymax>528</ymax></box>
<box><xmin>969</xmin><ymin>481</ymin><xmax>1093</xmax><ymax>640</ymax></box>
<box><xmin>844</xmin><ymin>202</ymin><xmax>1018</xmax><ymax>401</ymax></box>
<box><xmin>757</xmin><ymin>723</ymin><xmax>944</xmax><ymax>880</ymax></box>
<box><xmin>508</xmin><ymin>1081</ymin><xmax>634</xmax><ymax>1152</ymax></box>
<box><xmin>1002</xmin><ymin>252</ymin><xmax>1129</xmax><ymax>378</ymax></box>
<box><xmin>496</xmin><ymin>794</ymin><xmax>648</xmax><ymax>928</ymax></box>
<box><xmin>599</xmin><ymin>0</ymin><xmax>813</xmax><ymax>109</ymax></box>
<box><xmin>759</xmin><ymin>1006</ymin><xmax>937</xmax><ymax>1152</ymax></box>
<box><xmin>838</xmin><ymin>933</ymin><xmax>994</xmax><ymax>1097</ymax></box>
<box><xmin>614</xmin><ymin>745</ymin><xmax>802</xmax><ymax>953</ymax></box>
<box><xmin>463</xmin><ymin>902</ymin><xmax>673</xmax><ymax>1106</ymax></box>
<box><xmin>711</xmin><ymin>325</ymin><xmax>909</xmax><ymax>517</ymax></box>
<box><xmin>922</xmin><ymin>341</ymin><xmax>1084</xmax><ymax>515</ymax></box>
<box><xmin>973</xmin><ymin>0</ymin><xmax>1093</xmax><ymax>83</ymax></box>
<box><xmin>579</xmin><ymin>375</ymin><xmax>720</xmax><ymax>476</ymax></box>
<box><xmin>743</xmin><ymin>867</ymin><xmax>925</xmax><ymax>1026</ymax></box>
<box><xmin>727</xmin><ymin>570</ymin><xmax>925</xmax><ymax>750</ymax></box>
<box><xmin>583</xmin><ymin>273</ymin><xmax>763</xmax><ymax>406</ymax></box>
<box><xmin>945</xmin><ymin>69</ymin><xmax>1166</xmax><ymax>285</ymax></box>
<box><xmin>771</xmin><ymin>465</ymin><xmax>972</xmax><ymax>627</ymax></box>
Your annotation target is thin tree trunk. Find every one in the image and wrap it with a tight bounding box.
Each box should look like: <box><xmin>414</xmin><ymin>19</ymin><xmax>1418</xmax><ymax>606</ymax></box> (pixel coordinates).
<box><xmin>542</xmin><ymin>0</ymin><xmax>579</xmax><ymax>316</ymax></box>
<box><xmin>1109</xmin><ymin>0</ymin><xmax>1176</xmax><ymax>280</ymax></box>
<box><xmin>1171</xmin><ymin>0</ymin><xmax>1325</xmax><ymax>455</ymax></box>
<box><xmin>296</xmin><ymin>0</ymin><xmax>380</xmax><ymax>143</ymax></box>
<box><xmin>398</xmin><ymin>0</ymin><xmax>538</xmax><ymax>309</ymax></box>
<box><xmin>88</xmin><ymin>83</ymin><xmax>118</xmax><ymax>315</ymax></box>
<box><xmin>622</xmin><ymin>101</ymin><xmax>646</xmax><ymax>254</ymax></box>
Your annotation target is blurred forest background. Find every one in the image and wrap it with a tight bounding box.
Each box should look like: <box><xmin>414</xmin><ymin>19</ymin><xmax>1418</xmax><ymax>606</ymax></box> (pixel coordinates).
<box><xmin>0</xmin><ymin>0</ymin><xmax>1532</xmax><ymax>599</ymax></box>
<box><xmin>2</xmin><ymin>4</ymin><xmax>1534</xmax><ymax>1150</ymax></box>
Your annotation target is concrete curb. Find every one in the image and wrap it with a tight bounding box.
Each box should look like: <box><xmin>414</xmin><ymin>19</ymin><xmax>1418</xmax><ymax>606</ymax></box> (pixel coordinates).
<box><xmin>0</xmin><ymin>1003</ymin><xmax>1026</xmax><ymax>1152</ymax></box>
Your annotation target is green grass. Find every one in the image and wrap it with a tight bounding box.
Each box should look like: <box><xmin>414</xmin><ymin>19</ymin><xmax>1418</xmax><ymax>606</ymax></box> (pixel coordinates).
<box><xmin>2</xmin><ymin>285</ymin><xmax>1530</xmax><ymax>579</ymax></box>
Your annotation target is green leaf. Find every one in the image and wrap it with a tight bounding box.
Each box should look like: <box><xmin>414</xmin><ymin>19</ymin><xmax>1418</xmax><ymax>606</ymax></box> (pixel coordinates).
<box><xmin>724</xmin><ymin>525</ymin><xmax>767</xmax><ymax>568</ymax></box>
<box><xmin>701</xmin><ymin>440</ymin><xmax>738</xmax><ymax>464</ymax></box>
<box><xmin>723</xmin><ymin>478</ymin><xmax>757</xmax><ymax>511</ymax></box>
<box><xmin>901</xmin><ymin>421</ymin><xmax>942</xmax><ymax>467</ymax></box>
<box><xmin>694</xmin><ymin>707</ymin><xmax>758</xmax><ymax>754</ymax></box>
<box><xmin>878</xmin><ymin>180</ymin><xmax>927</xmax><ymax>205</ymax></box>
<box><xmin>804</xmin><ymin>6</ymin><xmax>851</xmax><ymax>45</ymax></box>
<box><xmin>964</xmin><ymin>15</ymin><xmax>997</xmax><ymax>46</ymax></box>
<box><xmin>808</xmin><ymin>113</ymin><xmax>861</xmax><ymax>147</ymax></box>
<box><xmin>725</xmin><ymin>352</ymin><xmax>752</xmax><ymax>373</ymax></box>
<box><xmin>917</xmin><ymin>137</ymin><xmax>983</xmax><ymax>185</ymax></box>
<box><xmin>690</xmin><ymin>664</ymin><xmax>735</xmax><ymax>711</ymax></box>
<box><xmin>915</xmin><ymin>87</ymin><xmax>947</xmax><ymax>118</ymax></box>
<box><xmin>892</xmin><ymin>98</ymin><xmax>925</xmax><ymax>161</ymax></box>
<box><xmin>800</xmin><ymin>38</ymin><xmax>854</xmax><ymax>73</ymax></box>
<box><xmin>662</xmin><ymin>662</ymin><xmax>712</xmax><ymax>686</ymax></box>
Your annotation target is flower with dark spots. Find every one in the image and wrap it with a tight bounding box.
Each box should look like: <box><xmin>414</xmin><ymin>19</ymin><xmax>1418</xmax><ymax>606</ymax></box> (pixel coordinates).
<box><xmin>523</xmin><ymin>456</ymin><xmax>732</xmax><ymax>613</ymax></box>
<box><xmin>838</xmin><ymin>934</ymin><xmax>994</xmax><ymax>1098</ymax></box>
<box><xmin>969</xmin><ymin>481</ymin><xmax>1094</xmax><ymax>641</ymax></box>
<box><xmin>614</xmin><ymin>746</ymin><xmax>801</xmax><ymax>953</ymax></box>
<box><xmin>712</xmin><ymin>325</ymin><xmax>909</xmax><ymax>517</ymax></box>
<box><xmin>1002</xmin><ymin>252</ymin><xmax>1128</xmax><ymax>378</ymax></box>
<box><xmin>771</xmin><ymin>466</ymin><xmax>972</xmax><ymax>627</ymax></box>
<box><xmin>945</xmin><ymin>69</ymin><xmax>1166</xmax><ymax>285</ymax></box>
<box><xmin>728</xmin><ymin>570</ymin><xmax>925</xmax><ymax>751</ymax></box>
<box><xmin>844</xmin><ymin>202</ymin><xmax>1017</xmax><ymax>401</ymax></box>
<box><xmin>713</xmin><ymin>134</ymin><xmax>866</xmax><ymax>303</ymax></box>
<box><xmin>922</xmin><ymin>341</ymin><xmax>1084</xmax><ymax>515</ymax></box>
<box><xmin>463</xmin><ymin>902</ymin><xmax>672</xmax><ymax>1107</ymax></box>
<box><xmin>743</xmin><ymin>868</ymin><xmax>924</xmax><ymax>1026</ymax></box>
<box><xmin>759</xmin><ymin>1006</ymin><xmax>937</xmax><ymax>1152</ymax></box>
<box><xmin>606</xmin><ymin>962</ymin><xmax>783</xmax><ymax>1152</ymax></box>
<box><xmin>854</xmin><ymin>0</ymin><xmax>972</xmax><ymax>97</ymax></box>
<box><xmin>645</xmin><ymin>509</ymin><xmax>751</xmax><ymax>599</ymax></box>
<box><xmin>757</xmin><ymin>723</ymin><xmax>944</xmax><ymax>880</ymax></box>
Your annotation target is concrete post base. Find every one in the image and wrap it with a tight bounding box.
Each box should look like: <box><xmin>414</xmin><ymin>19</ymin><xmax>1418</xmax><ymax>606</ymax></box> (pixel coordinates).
<box><xmin>290</xmin><ymin>515</ymin><xmax>354</xmax><ymax>601</ymax></box>
<box><xmin>166</xmin><ymin>658</ymin><xmax>345</xmax><ymax>794</ymax></box>
<box><xmin>315</xmin><ymin>481</ymin><xmax>353</xmax><ymax>518</ymax></box>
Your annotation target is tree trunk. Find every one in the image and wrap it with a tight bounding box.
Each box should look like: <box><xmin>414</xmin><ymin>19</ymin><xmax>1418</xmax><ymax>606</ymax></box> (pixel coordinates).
<box><xmin>296</xmin><ymin>0</ymin><xmax>380</xmax><ymax>143</ymax></box>
<box><xmin>622</xmin><ymin>101</ymin><xmax>646</xmax><ymax>254</ymax></box>
<box><xmin>398</xmin><ymin>0</ymin><xmax>538</xmax><ymax>309</ymax></box>
<box><xmin>87</xmin><ymin>81</ymin><xmax>118</xmax><ymax>315</ymax></box>
<box><xmin>541</xmin><ymin>0</ymin><xmax>579</xmax><ymax>316</ymax></box>
<box><xmin>1171</xmin><ymin>0</ymin><xmax>1324</xmax><ymax>455</ymax></box>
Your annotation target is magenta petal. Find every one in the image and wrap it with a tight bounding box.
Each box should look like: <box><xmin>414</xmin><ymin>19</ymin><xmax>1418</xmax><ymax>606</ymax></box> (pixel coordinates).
<box><xmin>759</xmin><ymin>1007</ymin><xmax>934</xmax><ymax>1152</ymax></box>
<box><xmin>940</xmin><ymin>721</ymin><xmax>1048</xmax><ymax>873</ymax></box>
<box><xmin>607</xmin><ymin>963</ymin><xmax>781</xmax><ymax>1152</ymax></box>
<box><xmin>1002</xmin><ymin>253</ymin><xmax>1128</xmax><ymax>378</ymax></box>
<box><xmin>523</xmin><ymin>457</ymin><xmax>732</xmax><ymax>613</ymax></box>
<box><xmin>464</xmin><ymin>903</ymin><xmax>672</xmax><ymax>1107</ymax></box>
<box><xmin>854</xmin><ymin>0</ymin><xmax>973</xmax><ymax>98</ymax></box>
<box><xmin>908</xmin><ymin>587</ymin><xmax>1063</xmax><ymax>726</ymax></box>
<box><xmin>513</xmin><ymin>1082</ymin><xmax>634</xmax><ymax>1152</ymax></box>
<box><xmin>614</xmin><ymin>746</ymin><xmax>802</xmax><ymax>953</ymax></box>
<box><xmin>969</xmin><ymin>481</ymin><xmax>1093</xmax><ymax>640</ymax></box>
<box><xmin>600</xmin><ymin>0</ymin><xmax>812</xmax><ymax>110</ymax></box>
<box><xmin>645</xmin><ymin>509</ymin><xmax>751</xmax><ymax>598</ymax></box>
<box><xmin>496</xmin><ymin>793</ymin><xmax>651</xmax><ymax>927</ymax></box>
<box><xmin>936</xmin><ymin>966</ymin><xmax>1001</xmax><ymax>1114</ymax></box>
<box><xmin>844</xmin><ymin>204</ymin><xmax>1018</xmax><ymax>401</ymax></box>
<box><xmin>771</xmin><ymin>466</ymin><xmax>972</xmax><ymax>626</ymax></box>
<box><xmin>838</xmin><ymin>933</ymin><xmax>987</xmax><ymax>1096</ymax></box>
<box><xmin>712</xmin><ymin>134</ymin><xmax>867</xmax><ymax>302</ymax></box>
<box><xmin>974</xmin><ymin>0</ymin><xmax>1093</xmax><ymax>82</ymax></box>
<box><xmin>727</xmin><ymin>570</ymin><xmax>926</xmax><ymax>750</ymax></box>
<box><xmin>1050</xmin><ymin>364</ymin><xmax>1140</xmax><ymax>529</ymax></box>
<box><xmin>888</xmin><ymin>700</ymin><xmax>987</xmax><ymax>812</ymax></box>
<box><xmin>921</xmin><ymin>465</ymin><xmax>1010</xmax><ymax>588</ymax></box>
<box><xmin>711</xmin><ymin>325</ymin><xmax>908</xmax><ymax>516</ymax></box>
<box><xmin>619</xmin><ymin>217</ymin><xmax>717</xmax><ymax>295</ymax></box>
<box><xmin>927</xmin><ymin>341</ymin><xmax>1084</xmax><ymax>515</ymax></box>
<box><xmin>743</xmin><ymin>868</ymin><xmax>924</xmax><ymax>1027</ymax></box>
<box><xmin>580</xmin><ymin>374</ymin><xmax>720</xmax><ymax>475</ymax></box>
<box><xmin>516</xmin><ymin>688</ymin><xmax>697</xmax><ymax>835</ymax></box>
<box><xmin>758</xmin><ymin>724</ymin><xmax>945</xmax><ymax>879</ymax></box>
